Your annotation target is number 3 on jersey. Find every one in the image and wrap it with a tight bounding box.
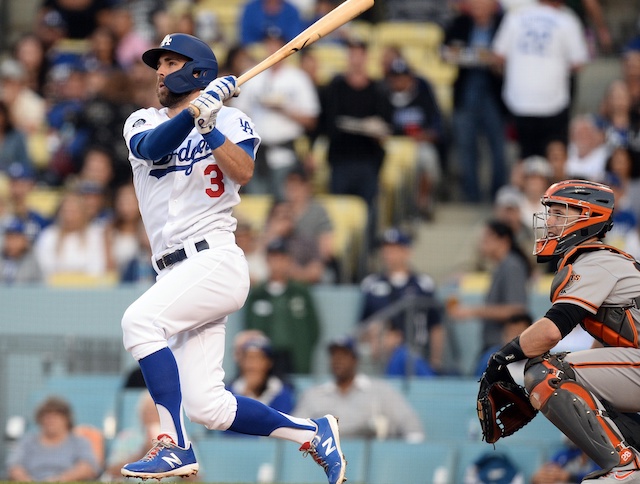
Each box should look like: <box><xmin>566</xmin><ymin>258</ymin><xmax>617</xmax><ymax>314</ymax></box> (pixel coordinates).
<box><xmin>204</xmin><ymin>164</ymin><xmax>224</xmax><ymax>198</ymax></box>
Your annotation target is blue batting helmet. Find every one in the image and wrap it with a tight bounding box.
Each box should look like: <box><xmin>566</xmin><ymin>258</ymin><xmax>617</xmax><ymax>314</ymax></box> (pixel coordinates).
<box><xmin>142</xmin><ymin>33</ymin><xmax>218</xmax><ymax>94</ymax></box>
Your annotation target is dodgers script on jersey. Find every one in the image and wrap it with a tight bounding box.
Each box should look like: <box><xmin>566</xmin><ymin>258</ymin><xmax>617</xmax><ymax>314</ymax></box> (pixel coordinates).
<box><xmin>123</xmin><ymin>106</ymin><xmax>260</xmax><ymax>257</ymax></box>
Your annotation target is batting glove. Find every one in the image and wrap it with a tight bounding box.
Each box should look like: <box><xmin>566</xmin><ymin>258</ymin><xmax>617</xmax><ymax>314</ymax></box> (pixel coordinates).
<box><xmin>205</xmin><ymin>75</ymin><xmax>240</xmax><ymax>102</ymax></box>
<box><xmin>190</xmin><ymin>92</ymin><xmax>223</xmax><ymax>135</ymax></box>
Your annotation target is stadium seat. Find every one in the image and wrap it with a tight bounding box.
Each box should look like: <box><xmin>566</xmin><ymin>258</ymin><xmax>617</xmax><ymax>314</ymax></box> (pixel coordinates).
<box><xmin>75</xmin><ymin>424</ymin><xmax>106</xmax><ymax>468</ymax></box>
<box><xmin>29</xmin><ymin>374</ymin><xmax>123</xmax><ymax>431</ymax></box>
<box><xmin>374</xmin><ymin>22</ymin><xmax>443</xmax><ymax>51</ymax></box>
<box><xmin>367</xmin><ymin>441</ymin><xmax>457</xmax><ymax>484</ymax></box>
<box><xmin>409</xmin><ymin>393</ymin><xmax>480</xmax><ymax>443</ymax></box>
<box><xmin>196</xmin><ymin>436</ymin><xmax>280</xmax><ymax>483</ymax></box>
<box><xmin>233</xmin><ymin>194</ymin><xmax>273</xmax><ymax>231</ymax></box>
<box><xmin>27</xmin><ymin>186</ymin><xmax>63</xmax><ymax>218</ymax></box>
<box><xmin>316</xmin><ymin>194</ymin><xmax>368</xmax><ymax>282</ymax></box>
<box><xmin>47</xmin><ymin>272</ymin><xmax>119</xmax><ymax>287</ymax></box>
<box><xmin>455</xmin><ymin>441</ymin><xmax>546</xmax><ymax>484</ymax></box>
<box><xmin>308</xmin><ymin>43</ymin><xmax>348</xmax><ymax>86</ymax></box>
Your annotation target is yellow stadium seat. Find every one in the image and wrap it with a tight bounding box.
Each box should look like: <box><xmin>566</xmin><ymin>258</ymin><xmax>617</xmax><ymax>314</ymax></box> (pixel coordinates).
<box><xmin>233</xmin><ymin>194</ymin><xmax>273</xmax><ymax>231</ymax></box>
<box><xmin>309</xmin><ymin>43</ymin><xmax>348</xmax><ymax>85</ymax></box>
<box><xmin>378</xmin><ymin>136</ymin><xmax>419</xmax><ymax>227</ymax></box>
<box><xmin>47</xmin><ymin>272</ymin><xmax>118</xmax><ymax>288</ymax></box>
<box><xmin>317</xmin><ymin>194</ymin><xmax>368</xmax><ymax>282</ymax></box>
<box><xmin>375</xmin><ymin>22</ymin><xmax>443</xmax><ymax>50</ymax></box>
<box><xmin>459</xmin><ymin>272</ymin><xmax>491</xmax><ymax>293</ymax></box>
<box><xmin>27</xmin><ymin>186</ymin><xmax>63</xmax><ymax>218</ymax></box>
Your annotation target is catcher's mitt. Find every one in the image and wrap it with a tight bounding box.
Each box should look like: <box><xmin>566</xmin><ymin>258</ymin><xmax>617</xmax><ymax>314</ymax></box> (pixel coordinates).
<box><xmin>477</xmin><ymin>371</ymin><xmax>538</xmax><ymax>444</ymax></box>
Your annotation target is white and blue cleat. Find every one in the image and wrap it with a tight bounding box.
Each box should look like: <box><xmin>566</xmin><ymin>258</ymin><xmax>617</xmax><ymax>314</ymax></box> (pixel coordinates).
<box><xmin>300</xmin><ymin>414</ymin><xmax>347</xmax><ymax>484</ymax></box>
<box><xmin>121</xmin><ymin>434</ymin><xmax>199</xmax><ymax>480</ymax></box>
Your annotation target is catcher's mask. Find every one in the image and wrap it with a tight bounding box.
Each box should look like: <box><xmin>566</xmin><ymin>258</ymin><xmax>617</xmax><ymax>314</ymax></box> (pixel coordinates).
<box><xmin>142</xmin><ymin>33</ymin><xmax>218</xmax><ymax>94</ymax></box>
<box><xmin>533</xmin><ymin>179</ymin><xmax>614</xmax><ymax>260</ymax></box>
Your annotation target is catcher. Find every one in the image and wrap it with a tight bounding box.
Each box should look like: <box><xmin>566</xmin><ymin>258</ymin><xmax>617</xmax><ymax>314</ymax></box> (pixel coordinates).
<box><xmin>478</xmin><ymin>180</ymin><xmax>640</xmax><ymax>484</ymax></box>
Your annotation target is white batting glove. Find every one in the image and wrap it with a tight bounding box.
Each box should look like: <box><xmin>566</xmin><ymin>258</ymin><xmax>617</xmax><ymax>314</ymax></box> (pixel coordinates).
<box><xmin>204</xmin><ymin>75</ymin><xmax>240</xmax><ymax>102</ymax></box>
<box><xmin>190</xmin><ymin>92</ymin><xmax>223</xmax><ymax>134</ymax></box>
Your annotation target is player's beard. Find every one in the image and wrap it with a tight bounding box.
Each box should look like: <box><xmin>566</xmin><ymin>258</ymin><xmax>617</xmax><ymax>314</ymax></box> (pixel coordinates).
<box><xmin>158</xmin><ymin>87</ymin><xmax>191</xmax><ymax>109</ymax></box>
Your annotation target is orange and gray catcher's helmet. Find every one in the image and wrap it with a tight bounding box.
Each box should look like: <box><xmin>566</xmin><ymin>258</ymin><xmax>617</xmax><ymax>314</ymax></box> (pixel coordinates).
<box><xmin>533</xmin><ymin>179</ymin><xmax>614</xmax><ymax>259</ymax></box>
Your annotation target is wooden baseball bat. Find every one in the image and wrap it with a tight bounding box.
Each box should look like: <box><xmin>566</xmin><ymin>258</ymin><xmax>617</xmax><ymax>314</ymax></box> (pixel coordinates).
<box><xmin>189</xmin><ymin>0</ymin><xmax>374</xmax><ymax>117</ymax></box>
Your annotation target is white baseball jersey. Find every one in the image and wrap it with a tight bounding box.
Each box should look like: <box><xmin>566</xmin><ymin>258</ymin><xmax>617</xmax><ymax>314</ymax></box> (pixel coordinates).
<box><xmin>123</xmin><ymin>106</ymin><xmax>260</xmax><ymax>258</ymax></box>
<box><xmin>492</xmin><ymin>4</ymin><xmax>589</xmax><ymax>116</ymax></box>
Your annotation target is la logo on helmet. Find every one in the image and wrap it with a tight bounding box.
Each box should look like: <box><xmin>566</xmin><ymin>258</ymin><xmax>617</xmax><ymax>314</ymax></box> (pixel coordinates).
<box><xmin>161</xmin><ymin>35</ymin><xmax>173</xmax><ymax>47</ymax></box>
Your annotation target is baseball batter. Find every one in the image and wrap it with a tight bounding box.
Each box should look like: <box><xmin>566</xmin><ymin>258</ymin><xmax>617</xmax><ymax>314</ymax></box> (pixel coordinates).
<box><xmin>482</xmin><ymin>180</ymin><xmax>640</xmax><ymax>483</ymax></box>
<box><xmin>120</xmin><ymin>33</ymin><xmax>346</xmax><ymax>484</ymax></box>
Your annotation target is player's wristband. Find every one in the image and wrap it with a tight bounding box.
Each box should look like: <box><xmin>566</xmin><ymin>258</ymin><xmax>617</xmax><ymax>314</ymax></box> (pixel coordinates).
<box><xmin>493</xmin><ymin>336</ymin><xmax>527</xmax><ymax>367</ymax></box>
<box><xmin>203</xmin><ymin>128</ymin><xmax>226</xmax><ymax>150</ymax></box>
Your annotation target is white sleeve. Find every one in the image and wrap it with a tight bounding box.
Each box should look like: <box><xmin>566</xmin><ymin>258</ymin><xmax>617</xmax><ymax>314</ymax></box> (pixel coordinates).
<box><xmin>492</xmin><ymin>13</ymin><xmax>513</xmax><ymax>56</ymax></box>
<box><xmin>564</xmin><ymin>15</ymin><xmax>589</xmax><ymax>66</ymax></box>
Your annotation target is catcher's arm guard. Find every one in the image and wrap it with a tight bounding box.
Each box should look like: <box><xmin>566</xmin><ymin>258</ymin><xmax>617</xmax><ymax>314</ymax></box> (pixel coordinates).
<box><xmin>476</xmin><ymin>370</ymin><xmax>538</xmax><ymax>444</ymax></box>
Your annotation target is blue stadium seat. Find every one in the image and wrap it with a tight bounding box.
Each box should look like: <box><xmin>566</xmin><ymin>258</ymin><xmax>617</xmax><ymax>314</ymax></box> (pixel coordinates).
<box><xmin>367</xmin><ymin>441</ymin><xmax>457</xmax><ymax>484</ymax></box>
<box><xmin>29</xmin><ymin>374</ymin><xmax>123</xmax><ymax>430</ymax></box>
<box><xmin>196</xmin><ymin>436</ymin><xmax>280</xmax><ymax>483</ymax></box>
<box><xmin>407</xmin><ymin>393</ymin><xmax>480</xmax><ymax>442</ymax></box>
<box><xmin>456</xmin><ymin>441</ymin><xmax>546</xmax><ymax>483</ymax></box>
<box><xmin>278</xmin><ymin>439</ymin><xmax>368</xmax><ymax>484</ymax></box>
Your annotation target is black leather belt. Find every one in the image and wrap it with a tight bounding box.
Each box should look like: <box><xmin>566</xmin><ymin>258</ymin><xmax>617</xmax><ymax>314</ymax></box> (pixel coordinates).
<box><xmin>156</xmin><ymin>240</ymin><xmax>210</xmax><ymax>270</ymax></box>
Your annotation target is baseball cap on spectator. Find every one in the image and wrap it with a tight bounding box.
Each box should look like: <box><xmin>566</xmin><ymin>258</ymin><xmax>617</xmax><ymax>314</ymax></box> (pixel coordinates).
<box><xmin>241</xmin><ymin>334</ymin><xmax>274</xmax><ymax>358</ymax></box>
<box><xmin>379</xmin><ymin>227</ymin><xmax>412</xmax><ymax>246</ymax></box>
<box><xmin>494</xmin><ymin>186</ymin><xmax>524</xmax><ymax>209</ymax></box>
<box><xmin>4</xmin><ymin>217</ymin><xmax>26</xmax><ymax>235</ymax></box>
<box><xmin>328</xmin><ymin>335</ymin><xmax>358</xmax><ymax>357</ymax></box>
<box><xmin>41</xmin><ymin>10</ymin><xmax>68</xmax><ymax>31</ymax></box>
<box><xmin>388</xmin><ymin>58</ymin><xmax>412</xmax><ymax>76</ymax></box>
<box><xmin>522</xmin><ymin>156</ymin><xmax>553</xmax><ymax>179</ymax></box>
<box><xmin>74</xmin><ymin>179</ymin><xmax>104</xmax><ymax>195</ymax></box>
<box><xmin>7</xmin><ymin>162</ymin><xmax>34</xmax><ymax>180</ymax></box>
<box><xmin>266</xmin><ymin>237</ymin><xmax>290</xmax><ymax>254</ymax></box>
<box><xmin>345</xmin><ymin>36</ymin><xmax>368</xmax><ymax>50</ymax></box>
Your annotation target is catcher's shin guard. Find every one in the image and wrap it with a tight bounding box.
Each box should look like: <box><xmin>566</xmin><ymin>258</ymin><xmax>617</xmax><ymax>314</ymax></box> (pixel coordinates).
<box><xmin>524</xmin><ymin>354</ymin><xmax>638</xmax><ymax>472</ymax></box>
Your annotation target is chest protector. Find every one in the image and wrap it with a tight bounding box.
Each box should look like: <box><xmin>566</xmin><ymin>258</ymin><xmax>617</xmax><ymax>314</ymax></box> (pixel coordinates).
<box><xmin>550</xmin><ymin>244</ymin><xmax>640</xmax><ymax>348</ymax></box>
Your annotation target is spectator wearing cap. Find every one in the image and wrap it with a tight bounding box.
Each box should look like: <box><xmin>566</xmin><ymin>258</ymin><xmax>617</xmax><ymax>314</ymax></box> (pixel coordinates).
<box><xmin>243</xmin><ymin>236</ymin><xmax>321</xmax><ymax>374</ymax></box>
<box><xmin>564</xmin><ymin>114</ymin><xmax>609</xmax><ymax>183</ymax></box>
<box><xmin>37</xmin><ymin>1</ymin><xmax>114</xmax><ymax>40</ymax></box>
<box><xmin>4</xmin><ymin>162</ymin><xmax>50</xmax><ymax>244</ymax></box>
<box><xmin>516</xmin><ymin>155</ymin><xmax>554</xmax><ymax>230</ymax></box>
<box><xmin>0</xmin><ymin>58</ymin><xmax>46</xmax><ymax>135</ymax></box>
<box><xmin>443</xmin><ymin>0</ymin><xmax>507</xmax><ymax>203</ymax></box>
<box><xmin>359</xmin><ymin>227</ymin><xmax>445</xmax><ymax>373</ymax></box>
<box><xmin>382</xmin><ymin>57</ymin><xmax>445</xmax><ymax>220</ymax></box>
<box><xmin>231</xmin><ymin>30</ymin><xmax>319</xmax><ymax>200</ymax></box>
<box><xmin>293</xmin><ymin>336</ymin><xmax>425</xmax><ymax>441</ymax></box>
<box><xmin>239</xmin><ymin>0</ymin><xmax>304</xmax><ymax>46</ymax></box>
<box><xmin>227</xmin><ymin>331</ymin><xmax>296</xmax><ymax>417</ymax></box>
<box><xmin>0</xmin><ymin>217</ymin><xmax>43</xmax><ymax>285</ymax></box>
<box><xmin>492</xmin><ymin>185</ymin><xmax>535</xmax><ymax>269</ymax></box>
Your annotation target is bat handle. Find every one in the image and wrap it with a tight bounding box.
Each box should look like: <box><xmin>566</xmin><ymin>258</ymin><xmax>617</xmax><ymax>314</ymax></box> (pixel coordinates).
<box><xmin>188</xmin><ymin>104</ymin><xmax>200</xmax><ymax>118</ymax></box>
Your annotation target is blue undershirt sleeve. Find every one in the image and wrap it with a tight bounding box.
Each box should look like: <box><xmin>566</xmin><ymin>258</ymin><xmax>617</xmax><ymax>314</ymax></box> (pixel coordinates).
<box><xmin>237</xmin><ymin>138</ymin><xmax>256</xmax><ymax>159</ymax></box>
<box><xmin>130</xmin><ymin>110</ymin><xmax>194</xmax><ymax>160</ymax></box>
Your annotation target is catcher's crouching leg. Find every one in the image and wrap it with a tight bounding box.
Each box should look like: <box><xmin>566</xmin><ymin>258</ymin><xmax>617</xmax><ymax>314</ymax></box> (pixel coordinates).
<box><xmin>524</xmin><ymin>353</ymin><xmax>639</xmax><ymax>474</ymax></box>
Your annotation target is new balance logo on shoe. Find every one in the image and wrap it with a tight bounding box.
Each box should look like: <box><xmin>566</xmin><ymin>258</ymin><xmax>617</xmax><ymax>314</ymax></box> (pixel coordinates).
<box><xmin>162</xmin><ymin>453</ymin><xmax>183</xmax><ymax>469</ymax></box>
<box><xmin>322</xmin><ymin>437</ymin><xmax>337</xmax><ymax>456</ymax></box>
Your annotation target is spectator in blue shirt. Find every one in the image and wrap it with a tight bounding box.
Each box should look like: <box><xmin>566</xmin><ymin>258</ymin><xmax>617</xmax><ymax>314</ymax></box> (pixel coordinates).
<box><xmin>360</xmin><ymin>227</ymin><xmax>445</xmax><ymax>373</ymax></box>
<box><xmin>239</xmin><ymin>0</ymin><xmax>303</xmax><ymax>46</ymax></box>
